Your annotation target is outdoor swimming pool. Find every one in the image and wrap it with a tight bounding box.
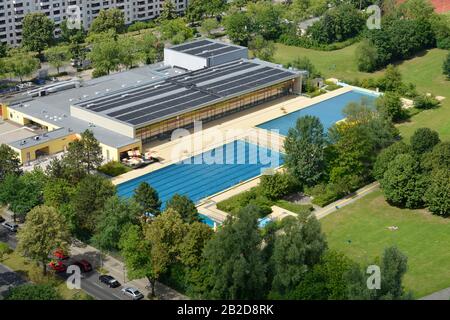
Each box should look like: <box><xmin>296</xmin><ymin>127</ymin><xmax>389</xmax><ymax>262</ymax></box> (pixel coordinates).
<box><xmin>257</xmin><ymin>89</ymin><xmax>379</xmax><ymax>136</ymax></box>
<box><xmin>116</xmin><ymin>140</ymin><xmax>284</xmax><ymax>210</ymax></box>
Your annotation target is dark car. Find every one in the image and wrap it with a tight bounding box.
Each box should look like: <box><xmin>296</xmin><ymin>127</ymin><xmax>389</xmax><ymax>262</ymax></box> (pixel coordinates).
<box><xmin>99</xmin><ymin>275</ymin><xmax>121</xmax><ymax>288</ymax></box>
<box><xmin>1</xmin><ymin>222</ymin><xmax>18</xmax><ymax>232</ymax></box>
<box><xmin>73</xmin><ymin>259</ymin><xmax>92</xmax><ymax>273</ymax></box>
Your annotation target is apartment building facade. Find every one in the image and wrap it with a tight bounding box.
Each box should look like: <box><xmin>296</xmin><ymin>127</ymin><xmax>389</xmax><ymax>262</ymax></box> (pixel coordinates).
<box><xmin>0</xmin><ymin>0</ymin><xmax>188</xmax><ymax>46</ymax></box>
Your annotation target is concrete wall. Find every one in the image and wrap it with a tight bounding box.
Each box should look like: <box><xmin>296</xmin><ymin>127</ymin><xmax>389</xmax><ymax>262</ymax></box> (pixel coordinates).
<box><xmin>70</xmin><ymin>105</ymin><xmax>135</xmax><ymax>138</ymax></box>
<box><xmin>164</xmin><ymin>48</ymin><xmax>207</xmax><ymax>71</ymax></box>
<box><xmin>101</xmin><ymin>140</ymin><xmax>142</xmax><ymax>163</ymax></box>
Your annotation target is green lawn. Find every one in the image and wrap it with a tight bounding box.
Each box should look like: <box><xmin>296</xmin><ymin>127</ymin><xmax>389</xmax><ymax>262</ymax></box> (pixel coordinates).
<box><xmin>320</xmin><ymin>190</ymin><xmax>450</xmax><ymax>298</ymax></box>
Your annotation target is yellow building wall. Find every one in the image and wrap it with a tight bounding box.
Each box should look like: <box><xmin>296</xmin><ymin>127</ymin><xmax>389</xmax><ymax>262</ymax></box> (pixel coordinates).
<box><xmin>101</xmin><ymin>141</ymin><xmax>143</xmax><ymax>162</ymax></box>
<box><xmin>3</xmin><ymin>106</ymin><xmax>60</xmax><ymax>131</ymax></box>
<box><xmin>13</xmin><ymin>134</ymin><xmax>78</xmax><ymax>163</ymax></box>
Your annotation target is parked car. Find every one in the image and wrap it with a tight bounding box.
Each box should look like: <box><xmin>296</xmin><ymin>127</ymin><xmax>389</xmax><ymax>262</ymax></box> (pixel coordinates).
<box><xmin>99</xmin><ymin>275</ymin><xmax>121</xmax><ymax>288</ymax></box>
<box><xmin>121</xmin><ymin>287</ymin><xmax>144</xmax><ymax>300</ymax></box>
<box><xmin>48</xmin><ymin>261</ymin><xmax>67</xmax><ymax>273</ymax></box>
<box><xmin>53</xmin><ymin>248</ymin><xmax>69</xmax><ymax>260</ymax></box>
<box><xmin>0</xmin><ymin>216</ymin><xmax>5</xmax><ymax>223</ymax></box>
<box><xmin>1</xmin><ymin>222</ymin><xmax>18</xmax><ymax>232</ymax></box>
<box><xmin>72</xmin><ymin>259</ymin><xmax>92</xmax><ymax>273</ymax></box>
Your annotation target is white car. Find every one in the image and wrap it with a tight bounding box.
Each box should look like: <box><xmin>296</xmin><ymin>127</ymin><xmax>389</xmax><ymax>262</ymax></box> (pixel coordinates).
<box><xmin>1</xmin><ymin>222</ymin><xmax>18</xmax><ymax>232</ymax></box>
<box><xmin>121</xmin><ymin>287</ymin><xmax>144</xmax><ymax>300</ymax></box>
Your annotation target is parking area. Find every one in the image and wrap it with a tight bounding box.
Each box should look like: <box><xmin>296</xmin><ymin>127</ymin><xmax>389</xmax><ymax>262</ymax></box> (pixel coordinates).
<box><xmin>0</xmin><ymin>121</ymin><xmax>36</xmax><ymax>145</ymax></box>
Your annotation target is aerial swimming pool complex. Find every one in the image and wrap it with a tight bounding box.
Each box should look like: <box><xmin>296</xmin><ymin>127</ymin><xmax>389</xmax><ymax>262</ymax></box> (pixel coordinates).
<box><xmin>257</xmin><ymin>89</ymin><xmax>379</xmax><ymax>136</ymax></box>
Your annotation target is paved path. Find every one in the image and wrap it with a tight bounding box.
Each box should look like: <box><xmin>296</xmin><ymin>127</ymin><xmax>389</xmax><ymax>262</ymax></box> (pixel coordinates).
<box><xmin>420</xmin><ymin>287</ymin><xmax>450</xmax><ymax>300</ymax></box>
<box><xmin>314</xmin><ymin>182</ymin><xmax>380</xmax><ymax>220</ymax></box>
<box><xmin>0</xmin><ymin>263</ymin><xmax>28</xmax><ymax>299</ymax></box>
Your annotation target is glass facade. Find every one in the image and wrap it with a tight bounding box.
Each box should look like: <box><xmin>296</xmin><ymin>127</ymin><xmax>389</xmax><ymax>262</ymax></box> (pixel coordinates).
<box><xmin>135</xmin><ymin>80</ymin><xmax>294</xmax><ymax>143</ymax></box>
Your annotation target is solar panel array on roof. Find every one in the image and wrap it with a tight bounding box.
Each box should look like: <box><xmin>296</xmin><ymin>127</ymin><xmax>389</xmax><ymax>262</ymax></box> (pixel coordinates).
<box><xmin>169</xmin><ymin>39</ymin><xmax>243</xmax><ymax>58</ymax></box>
<box><xmin>74</xmin><ymin>59</ymin><xmax>300</xmax><ymax>127</ymax></box>
<box><xmin>170</xmin><ymin>39</ymin><xmax>213</xmax><ymax>52</ymax></box>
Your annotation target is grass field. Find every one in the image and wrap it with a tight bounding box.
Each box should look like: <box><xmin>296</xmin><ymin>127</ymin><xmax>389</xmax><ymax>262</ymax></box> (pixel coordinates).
<box><xmin>320</xmin><ymin>190</ymin><xmax>450</xmax><ymax>298</ymax></box>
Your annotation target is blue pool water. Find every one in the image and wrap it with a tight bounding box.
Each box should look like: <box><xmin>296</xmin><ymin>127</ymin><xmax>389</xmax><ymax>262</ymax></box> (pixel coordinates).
<box><xmin>199</xmin><ymin>214</ymin><xmax>218</xmax><ymax>227</ymax></box>
<box><xmin>117</xmin><ymin>140</ymin><xmax>284</xmax><ymax>209</ymax></box>
<box><xmin>257</xmin><ymin>90</ymin><xmax>379</xmax><ymax>136</ymax></box>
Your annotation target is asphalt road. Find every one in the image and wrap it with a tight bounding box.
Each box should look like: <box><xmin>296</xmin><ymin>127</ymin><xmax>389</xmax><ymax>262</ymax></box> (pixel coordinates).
<box><xmin>0</xmin><ymin>226</ymin><xmax>125</xmax><ymax>300</ymax></box>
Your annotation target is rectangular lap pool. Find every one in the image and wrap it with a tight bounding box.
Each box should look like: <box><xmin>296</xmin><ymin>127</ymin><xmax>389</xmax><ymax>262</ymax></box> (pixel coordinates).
<box><xmin>116</xmin><ymin>140</ymin><xmax>284</xmax><ymax>209</ymax></box>
<box><xmin>257</xmin><ymin>89</ymin><xmax>379</xmax><ymax>136</ymax></box>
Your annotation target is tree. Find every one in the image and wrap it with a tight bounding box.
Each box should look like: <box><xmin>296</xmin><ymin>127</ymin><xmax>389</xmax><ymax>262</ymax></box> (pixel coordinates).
<box><xmin>223</xmin><ymin>11</ymin><xmax>252</xmax><ymax>46</ymax></box>
<box><xmin>378</xmin><ymin>65</ymin><xmax>403</xmax><ymax>92</ymax></box>
<box><xmin>133</xmin><ymin>182</ymin><xmax>161</xmax><ymax>217</ymax></box>
<box><xmin>0</xmin><ymin>144</ymin><xmax>21</xmax><ymax>183</ymax></box>
<box><xmin>5</xmin><ymin>284</ymin><xmax>61</xmax><ymax>300</ymax></box>
<box><xmin>380</xmin><ymin>153</ymin><xmax>426</xmax><ymax>208</ymax></box>
<box><xmin>246</xmin><ymin>2</ymin><xmax>284</xmax><ymax>41</ymax></box>
<box><xmin>248</xmin><ymin>35</ymin><xmax>276</xmax><ymax>62</ymax></box>
<box><xmin>5</xmin><ymin>51</ymin><xmax>40</xmax><ymax>82</ymax></box>
<box><xmin>165</xmin><ymin>194</ymin><xmax>199</xmax><ymax>224</ymax></box>
<box><xmin>92</xmin><ymin>196</ymin><xmax>142</xmax><ymax>251</ymax></box>
<box><xmin>17</xmin><ymin>205</ymin><xmax>70</xmax><ymax>275</ymax></box>
<box><xmin>64</xmin><ymin>130</ymin><xmax>103</xmax><ymax>174</ymax></box>
<box><xmin>421</xmin><ymin>142</ymin><xmax>450</xmax><ymax>172</ymax></box>
<box><xmin>288</xmin><ymin>56</ymin><xmax>321</xmax><ymax>78</ymax></box>
<box><xmin>22</xmin><ymin>13</ymin><xmax>55</xmax><ymax>54</ymax></box>
<box><xmin>288</xmin><ymin>251</ymin><xmax>354</xmax><ymax>300</ymax></box>
<box><xmin>139</xmin><ymin>33</ymin><xmax>164</xmax><ymax>65</ymax></box>
<box><xmin>45</xmin><ymin>45</ymin><xmax>71</xmax><ymax>74</ymax></box>
<box><xmin>201</xmin><ymin>205</ymin><xmax>267</xmax><ymax>299</ymax></box>
<box><xmin>118</xmin><ymin>37</ymin><xmax>144</xmax><ymax>69</ymax></box>
<box><xmin>71</xmin><ymin>175</ymin><xmax>116</xmax><ymax>236</ymax></box>
<box><xmin>200</xmin><ymin>18</ymin><xmax>219</xmax><ymax>36</ymax></box>
<box><xmin>355</xmin><ymin>39</ymin><xmax>379</xmax><ymax>72</ymax></box>
<box><xmin>90</xmin><ymin>9</ymin><xmax>126</xmax><ymax>34</ymax></box>
<box><xmin>444</xmin><ymin>52</ymin><xmax>450</xmax><ymax>79</ymax></box>
<box><xmin>88</xmin><ymin>37</ymin><xmax>122</xmax><ymax>75</ymax></box>
<box><xmin>424</xmin><ymin>169</ymin><xmax>450</xmax><ymax>217</ymax></box>
<box><xmin>270</xmin><ymin>215</ymin><xmax>327</xmax><ymax>297</ymax></box>
<box><xmin>284</xmin><ymin>116</ymin><xmax>326</xmax><ymax>187</ymax></box>
<box><xmin>179</xmin><ymin>222</ymin><xmax>213</xmax><ymax>268</ymax></box>
<box><xmin>159</xmin><ymin>0</ymin><xmax>178</xmax><ymax>21</ymax></box>
<box><xmin>119</xmin><ymin>224</ymin><xmax>155</xmax><ymax>295</ymax></box>
<box><xmin>347</xmin><ymin>246</ymin><xmax>410</xmax><ymax>300</ymax></box>
<box><xmin>60</xmin><ymin>19</ymin><xmax>86</xmax><ymax>44</ymax></box>
<box><xmin>373</xmin><ymin>141</ymin><xmax>411</xmax><ymax>180</ymax></box>
<box><xmin>159</xmin><ymin>18</ymin><xmax>194</xmax><ymax>44</ymax></box>
<box><xmin>144</xmin><ymin>209</ymin><xmax>187</xmax><ymax>296</ymax></box>
<box><xmin>376</xmin><ymin>91</ymin><xmax>405</xmax><ymax>122</ymax></box>
<box><xmin>410</xmin><ymin>128</ymin><xmax>440</xmax><ymax>155</ymax></box>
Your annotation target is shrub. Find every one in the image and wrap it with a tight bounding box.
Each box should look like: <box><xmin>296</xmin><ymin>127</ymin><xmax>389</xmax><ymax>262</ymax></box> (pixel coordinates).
<box><xmin>307</xmin><ymin>183</ymin><xmax>345</xmax><ymax>207</ymax></box>
<box><xmin>410</xmin><ymin>128</ymin><xmax>440</xmax><ymax>155</ymax></box>
<box><xmin>259</xmin><ymin>172</ymin><xmax>295</xmax><ymax>200</ymax></box>
<box><xmin>424</xmin><ymin>169</ymin><xmax>450</xmax><ymax>217</ymax></box>
<box><xmin>413</xmin><ymin>94</ymin><xmax>440</xmax><ymax>109</ymax></box>
<box><xmin>97</xmin><ymin>161</ymin><xmax>131</xmax><ymax>177</ymax></box>
<box><xmin>217</xmin><ymin>187</ymin><xmax>272</xmax><ymax>216</ymax></box>
<box><xmin>5</xmin><ymin>284</ymin><xmax>61</xmax><ymax>300</ymax></box>
<box><xmin>0</xmin><ymin>242</ymin><xmax>12</xmax><ymax>261</ymax></box>
<box><xmin>376</xmin><ymin>92</ymin><xmax>406</xmax><ymax>122</ymax></box>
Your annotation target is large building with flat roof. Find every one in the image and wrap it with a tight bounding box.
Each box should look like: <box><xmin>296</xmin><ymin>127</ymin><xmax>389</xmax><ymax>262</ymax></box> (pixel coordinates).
<box><xmin>1</xmin><ymin>39</ymin><xmax>306</xmax><ymax>164</ymax></box>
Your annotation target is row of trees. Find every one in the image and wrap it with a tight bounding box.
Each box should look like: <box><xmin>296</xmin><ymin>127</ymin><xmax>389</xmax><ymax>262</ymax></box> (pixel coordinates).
<box><xmin>119</xmin><ymin>201</ymin><xmax>411</xmax><ymax>299</ymax></box>
<box><xmin>356</xmin><ymin>0</ymin><xmax>450</xmax><ymax>72</ymax></box>
<box><xmin>376</xmin><ymin>129</ymin><xmax>450</xmax><ymax>216</ymax></box>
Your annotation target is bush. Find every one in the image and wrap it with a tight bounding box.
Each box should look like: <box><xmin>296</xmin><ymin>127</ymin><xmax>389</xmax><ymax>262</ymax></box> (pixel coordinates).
<box><xmin>0</xmin><ymin>242</ymin><xmax>12</xmax><ymax>261</ymax></box>
<box><xmin>413</xmin><ymin>94</ymin><xmax>440</xmax><ymax>109</ymax></box>
<box><xmin>92</xmin><ymin>68</ymin><xmax>108</xmax><ymax>78</ymax></box>
<box><xmin>217</xmin><ymin>187</ymin><xmax>272</xmax><ymax>216</ymax></box>
<box><xmin>376</xmin><ymin>92</ymin><xmax>406</xmax><ymax>122</ymax></box>
<box><xmin>410</xmin><ymin>128</ymin><xmax>440</xmax><ymax>155</ymax></box>
<box><xmin>5</xmin><ymin>284</ymin><xmax>61</xmax><ymax>300</ymax></box>
<box><xmin>259</xmin><ymin>172</ymin><xmax>295</xmax><ymax>200</ymax></box>
<box><xmin>307</xmin><ymin>183</ymin><xmax>345</xmax><ymax>207</ymax></box>
<box><xmin>97</xmin><ymin>161</ymin><xmax>131</xmax><ymax>177</ymax></box>
<box><xmin>424</xmin><ymin>169</ymin><xmax>450</xmax><ymax>217</ymax></box>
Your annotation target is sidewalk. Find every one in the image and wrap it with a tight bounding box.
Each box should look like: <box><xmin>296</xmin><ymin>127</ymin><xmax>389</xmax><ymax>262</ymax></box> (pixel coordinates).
<box><xmin>69</xmin><ymin>243</ymin><xmax>188</xmax><ymax>300</ymax></box>
<box><xmin>420</xmin><ymin>287</ymin><xmax>450</xmax><ymax>300</ymax></box>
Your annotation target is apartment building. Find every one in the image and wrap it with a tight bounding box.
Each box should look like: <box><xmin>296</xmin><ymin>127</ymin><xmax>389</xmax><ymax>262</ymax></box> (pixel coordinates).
<box><xmin>0</xmin><ymin>0</ymin><xmax>188</xmax><ymax>46</ymax></box>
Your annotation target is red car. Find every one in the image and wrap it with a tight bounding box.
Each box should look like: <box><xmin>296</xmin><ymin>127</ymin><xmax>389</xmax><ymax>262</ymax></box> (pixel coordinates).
<box><xmin>72</xmin><ymin>259</ymin><xmax>92</xmax><ymax>273</ymax></box>
<box><xmin>48</xmin><ymin>261</ymin><xmax>67</xmax><ymax>273</ymax></box>
<box><xmin>53</xmin><ymin>248</ymin><xmax>69</xmax><ymax>260</ymax></box>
